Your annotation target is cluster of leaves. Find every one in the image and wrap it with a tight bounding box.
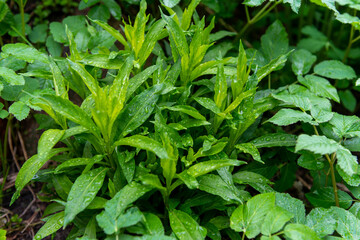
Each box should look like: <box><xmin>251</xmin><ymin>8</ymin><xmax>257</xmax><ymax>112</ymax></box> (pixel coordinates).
<box><xmin>1</xmin><ymin>0</ymin><xmax>360</xmax><ymax>239</ymax></box>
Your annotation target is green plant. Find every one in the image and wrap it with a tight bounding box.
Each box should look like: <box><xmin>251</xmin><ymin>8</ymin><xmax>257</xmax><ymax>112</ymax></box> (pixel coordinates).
<box><xmin>2</xmin><ymin>0</ymin><xmax>360</xmax><ymax>239</ymax></box>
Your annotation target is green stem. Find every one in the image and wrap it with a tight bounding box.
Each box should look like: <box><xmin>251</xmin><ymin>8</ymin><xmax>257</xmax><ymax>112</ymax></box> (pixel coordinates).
<box><xmin>343</xmin><ymin>10</ymin><xmax>357</xmax><ymax>63</ymax></box>
<box><xmin>239</xmin><ymin>1</ymin><xmax>274</xmax><ymax>36</ymax></box>
<box><xmin>19</xmin><ymin>0</ymin><xmax>26</xmax><ymax>37</ymax></box>
<box><xmin>313</xmin><ymin>125</ymin><xmax>339</xmax><ymax>207</ymax></box>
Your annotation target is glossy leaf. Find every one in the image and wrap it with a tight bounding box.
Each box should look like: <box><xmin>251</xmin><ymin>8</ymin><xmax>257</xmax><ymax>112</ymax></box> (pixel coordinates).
<box><xmin>1</xmin><ymin>43</ymin><xmax>49</xmax><ymax>64</ymax></box>
<box><xmin>114</xmin><ymin>135</ymin><xmax>168</xmax><ymax>159</ymax></box>
<box><xmin>34</xmin><ymin>211</ymin><xmax>64</xmax><ymax>240</ymax></box>
<box><xmin>332</xmin><ymin>206</ymin><xmax>360</xmax><ymax>239</ymax></box>
<box><xmin>0</xmin><ymin>67</ymin><xmax>25</xmax><ymax>85</ymax></box>
<box><xmin>251</xmin><ymin>133</ymin><xmax>297</xmax><ymax>148</ymax></box>
<box><xmin>305</xmin><ymin>187</ymin><xmax>353</xmax><ymax>209</ymax></box>
<box><xmin>261</xmin><ymin>206</ymin><xmax>293</xmax><ymax>235</ymax></box>
<box><xmin>295</xmin><ymin>134</ymin><xmax>340</xmax><ymax>155</ymax></box>
<box><xmin>298</xmin><ymin>75</ymin><xmax>340</xmax><ymax>103</ymax></box>
<box><xmin>114</xmin><ymin>84</ymin><xmax>163</xmax><ymax>139</ymax></box>
<box><xmin>267</xmin><ymin>108</ymin><xmax>314</xmax><ymax>126</ymax></box>
<box><xmin>291</xmin><ymin>49</ymin><xmax>317</xmax><ymax>76</ymax></box>
<box><xmin>235</xmin><ymin>143</ymin><xmax>262</xmax><ymax>163</ymax></box>
<box><xmin>64</xmin><ymin>167</ymin><xmax>108</xmax><ymax>227</ymax></box>
<box><xmin>187</xmin><ymin>160</ymin><xmax>245</xmax><ymax>177</ymax></box>
<box><xmin>284</xmin><ymin>224</ymin><xmax>320</xmax><ymax>240</ymax></box>
<box><xmin>230</xmin><ymin>193</ymin><xmax>275</xmax><ymax>238</ymax></box>
<box><xmin>306</xmin><ymin>208</ymin><xmax>336</xmax><ymax>237</ymax></box>
<box><xmin>169</xmin><ymin>209</ymin><xmax>206</xmax><ymax>240</ymax></box>
<box><xmin>11</xmin><ymin>130</ymin><xmax>65</xmax><ymax>204</ymax></box>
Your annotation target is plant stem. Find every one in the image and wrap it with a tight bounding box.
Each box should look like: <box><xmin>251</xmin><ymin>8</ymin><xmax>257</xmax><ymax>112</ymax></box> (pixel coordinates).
<box><xmin>343</xmin><ymin>10</ymin><xmax>357</xmax><ymax>63</ymax></box>
<box><xmin>239</xmin><ymin>1</ymin><xmax>276</xmax><ymax>37</ymax></box>
<box><xmin>19</xmin><ymin>0</ymin><xmax>26</xmax><ymax>37</ymax></box>
<box><xmin>313</xmin><ymin>125</ymin><xmax>339</xmax><ymax>207</ymax></box>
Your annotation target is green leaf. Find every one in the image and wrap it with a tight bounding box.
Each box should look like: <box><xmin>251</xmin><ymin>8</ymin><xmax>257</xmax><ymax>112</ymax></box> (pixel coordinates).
<box><xmin>198</xmin><ymin>174</ymin><xmax>247</xmax><ymax>203</ymax></box>
<box><xmin>267</xmin><ymin>108</ymin><xmax>314</xmax><ymax>126</ymax></box>
<box><xmin>9</xmin><ymin>101</ymin><xmax>30</xmax><ymax>121</ymax></box>
<box><xmin>251</xmin><ymin>133</ymin><xmax>297</xmax><ymax>148</ymax></box>
<box><xmin>305</xmin><ymin>187</ymin><xmax>353</xmax><ymax>209</ymax></box>
<box><xmin>284</xmin><ymin>223</ymin><xmax>320</xmax><ymax>240</ymax></box>
<box><xmin>37</xmin><ymin>94</ymin><xmax>99</xmax><ymax>135</ymax></box>
<box><xmin>233</xmin><ymin>171</ymin><xmax>273</xmax><ymax>185</ymax></box>
<box><xmin>261</xmin><ymin>206</ymin><xmax>293</xmax><ymax>235</ymax></box>
<box><xmin>1</xmin><ymin>43</ymin><xmax>49</xmax><ymax>64</ymax></box>
<box><xmin>162</xmin><ymin>0</ymin><xmax>180</xmax><ymax>7</ymax></box>
<box><xmin>273</xmin><ymin>92</ymin><xmax>312</xmax><ymax>111</ymax></box>
<box><xmin>187</xmin><ymin>160</ymin><xmax>245</xmax><ymax>177</ymax></box>
<box><xmin>64</xmin><ymin>167</ymin><xmax>108</xmax><ymax>227</ymax></box>
<box><xmin>29</xmin><ymin>24</ymin><xmax>48</xmax><ymax>43</ymax></box>
<box><xmin>298</xmin><ymin>75</ymin><xmax>340</xmax><ymax>103</ymax></box>
<box><xmin>256</xmin><ymin>52</ymin><xmax>291</xmax><ymax>82</ymax></box>
<box><xmin>336</xmin><ymin>146</ymin><xmax>358</xmax><ymax>176</ymax></box>
<box><xmin>314</xmin><ymin>60</ymin><xmax>356</xmax><ymax>80</ymax></box>
<box><xmin>34</xmin><ymin>211</ymin><xmax>65</xmax><ymax>240</ymax></box>
<box><xmin>339</xmin><ymin>90</ymin><xmax>356</xmax><ymax>112</ymax></box>
<box><xmin>138</xmin><ymin>19</ymin><xmax>166</xmax><ymax>66</ymax></box>
<box><xmin>291</xmin><ymin>49</ymin><xmax>317</xmax><ymax>76</ymax></box>
<box><xmin>306</xmin><ymin>208</ymin><xmax>336</xmax><ymax>237</ymax></box>
<box><xmin>169</xmin><ymin>209</ymin><xmax>206</xmax><ymax>240</ymax></box>
<box><xmin>144</xmin><ymin>212</ymin><xmax>165</xmax><ymax>235</ymax></box>
<box><xmin>275</xmin><ymin>193</ymin><xmax>306</xmax><ymax>224</ymax></box>
<box><xmin>55</xmin><ymin>155</ymin><xmax>103</xmax><ymax>173</ymax></box>
<box><xmin>114</xmin><ymin>135</ymin><xmax>168</xmax><ymax>159</ymax></box>
<box><xmin>0</xmin><ymin>67</ymin><xmax>25</xmax><ymax>85</ymax></box>
<box><xmin>297</xmin><ymin>152</ymin><xmax>324</xmax><ymax>170</ymax></box>
<box><xmin>163</xmin><ymin>105</ymin><xmax>206</xmax><ymax>120</ymax></box>
<box><xmin>49</xmin><ymin>57</ymin><xmax>67</xmax><ymax>98</ymax></box>
<box><xmin>161</xmin><ymin>11</ymin><xmax>189</xmax><ymax>57</ymax></box>
<box><xmin>115</xmin><ymin>84</ymin><xmax>163</xmax><ymax>139</ymax></box>
<box><xmin>11</xmin><ymin>130</ymin><xmax>65</xmax><ymax>205</ymax></box>
<box><xmin>91</xmin><ymin>19</ymin><xmax>128</xmax><ymax>47</ymax></box>
<box><xmin>230</xmin><ymin>193</ymin><xmax>275</xmax><ymax>238</ymax></box>
<box><xmin>261</xmin><ymin>20</ymin><xmax>289</xmax><ymax>61</ymax></box>
<box><xmin>49</xmin><ymin>22</ymin><xmax>67</xmax><ymax>44</ymax></box>
<box><xmin>295</xmin><ymin>134</ymin><xmax>340</xmax><ymax>155</ymax></box>
<box><xmin>332</xmin><ymin>206</ymin><xmax>360</xmax><ymax>239</ymax></box>
<box><xmin>283</xmin><ymin>0</ymin><xmax>302</xmax><ymax>13</ymax></box>
<box><xmin>88</xmin><ymin>4</ymin><xmax>110</xmax><ymax>22</ymax></box>
<box><xmin>194</xmin><ymin>97</ymin><xmax>221</xmax><ymax>114</ymax></box>
<box><xmin>243</xmin><ymin>0</ymin><xmax>265</xmax><ymax>7</ymax></box>
<box><xmin>235</xmin><ymin>143</ymin><xmax>262</xmax><ymax>163</ymax></box>
<box><xmin>103</xmin><ymin>0</ymin><xmax>122</xmax><ymax>20</ymax></box>
<box><xmin>329</xmin><ymin>113</ymin><xmax>360</xmax><ymax>138</ymax></box>
<box><xmin>67</xmin><ymin>59</ymin><xmax>99</xmax><ymax>96</ymax></box>
<box><xmin>80</xmin><ymin>54</ymin><xmax>124</xmax><ymax>69</ymax></box>
<box><xmin>125</xmin><ymin>66</ymin><xmax>158</xmax><ymax>101</ymax></box>
<box><xmin>181</xmin><ymin>0</ymin><xmax>201</xmax><ymax>30</ymax></box>
<box><xmin>100</xmin><ymin>182</ymin><xmax>153</xmax><ymax>220</ymax></box>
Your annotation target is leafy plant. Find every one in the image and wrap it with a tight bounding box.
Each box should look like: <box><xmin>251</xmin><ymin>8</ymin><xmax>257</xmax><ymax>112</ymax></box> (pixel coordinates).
<box><xmin>2</xmin><ymin>0</ymin><xmax>360</xmax><ymax>239</ymax></box>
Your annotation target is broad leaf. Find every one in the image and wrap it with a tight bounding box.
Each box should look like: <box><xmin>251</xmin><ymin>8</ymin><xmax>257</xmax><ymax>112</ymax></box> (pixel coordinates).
<box><xmin>295</xmin><ymin>134</ymin><xmax>340</xmax><ymax>155</ymax></box>
<box><xmin>314</xmin><ymin>60</ymin><xmax>356</xmax><ymax>80</ymax></box>
<box><xmin>284</xmin><ymin>224</ymin><xmax>320</xmax><ymax>240</ymax></box>
<box><xmin>291</xmin><ymin>49</ymin><xmax>317</xmax><ymax>76</ymax></box>
<box><xmin>261</xmin><ymin>206</ymin><xmax>293</xmax><ymax>235</ymax></box>
<box><xmin>298</xmin><ymin>75</ymin><xmax>340</xmax><ymax>103</ymax></box>
<box><xmin>267</xmin><ymin>108</ymin><xmax>314</xmax><ymax>126</ymax></box>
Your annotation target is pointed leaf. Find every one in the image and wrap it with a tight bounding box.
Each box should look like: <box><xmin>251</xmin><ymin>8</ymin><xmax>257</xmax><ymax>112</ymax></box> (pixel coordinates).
<box><xmin>261</xmin><ymin>206</ymin><xmax>293</xmax><ymax>235</ymax></box>
<box><xmin>169</xmin><ymin>209</ymin><xmax>206</xmax><ymax>240</ymax></box>
<box><xmin>267</xmin><ymin>108</ymin><xmax>314</xmax><ymax>126</ymax></box>
<box><xmin>113</xmin><ymin>135</ymin><xmax>168</xmax><ymax>159</ymax></box>
<box><xmin>12</xmin><ymin>130</ymin><xmax>65</xmax><ymax>204</ymax></box>
<box><xmin>251</xmin><ymin>133</ymin><xmax>297</xmax><ymax>148</ymax></box>
<box><xmin>187</xmin><ymin>160</ymin><xmax>245</xmax><ymax>177</ymax></box>
<box><xmin>235</xmin><ymin>143</ymin><xmax>262</xmax><ymax>163</ymax></box>
<box><xmin>64</xmin><ymin>167</ymin><xmax>107</xmax><ymax>227</ymax></box>
<box><xmin>296</xmin><ymin>134</ymin><xmax>340</xmax><ymax>155</ymax></box>
<box><xmin>34</xmin><ymin>211</ymin><xmax>65</xmax><ymax>240</ymax></box>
